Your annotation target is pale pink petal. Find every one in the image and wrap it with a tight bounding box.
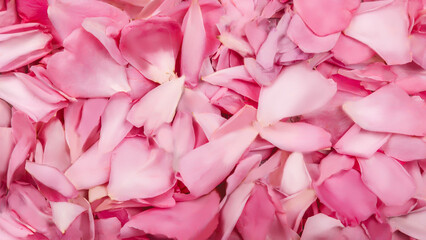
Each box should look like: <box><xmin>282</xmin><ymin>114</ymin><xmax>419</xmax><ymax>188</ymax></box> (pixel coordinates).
<box><xmin>46</xmin><ymin>28</ymin><xmax>130</xmax><ymax>98</ymax></box>
<box><xmin>0</xmin><ymin>23</ymin><xmax>52</xmax><ymax>72</ymax></box>
<box><xmin>25</xmin><ymin>161</ymin><xmax>77</xmax><ymax>199</ymax></box>
<box><xmin>121</xmin><ymin>191</ymin><xmax>220</xmax><ymax>240</ymax></box>
<box><xmin>300</xmin><ymin>213</ymin><xmax>344</xmax><ymax>240</ymax></box>
<box><xmin>331</xmin><ymin>34</ymin><xmax>375</xmax><ymax>65</ymax></box>
<box><xmin>178</xmin><ymin>126</ymin><xmax>258</xmax><ymax>197</ymax></box>
<box><xmin>334</xmin><ymin>124</ymin><xmax>390</xmax><ymax>158</ymax></box>
<box><xmin>317</xmin><ymin>152</ymin><xmax>355</xmax><ymax>185</ymax></box>
<box><xmin>39</xmin><ymin>118</ymin><xmax>71</xmax><ymax>172</ymax></box>
<box><xmin>281</xmin><ymin>189</ymin><xmax>317</xmax><ymax>231</ymax></box>
<box><xmin>107</xmin><ymin>137</ymin><xmax>175</xmax><ymax>201</ymax></box>
<box><xmin>180</xmin><ymin>0</ymin><xmax>206</xmax><ymax>86</ymax></box>
<box><xmin>388</xmin><ymin>208</ymin><xmax>426</xmax><ymax>240</ymax></box>
<box><xmin>287</xmin><ymin>14</ymin><xmax>341</xmax><ymax>54</ymax></box>
<box><xmin>315</xmin><ymin>169</ymin><xmax>377</xmax><ymax>225</ymax></box>
<box><xmin>99</xmin><ymin>93</ymin><xmax>133</xmax><ymax>153</ymax></box>
<box><xmin>358</xmin><ymin>152</ymin><xmax>416</xmax><ymax>206</ymax></box>
<box><xmin>344</xmin><ymin>0</ymin><xmax>412</xmax><ymax>65</ymax></box>
<box><xmin>127</xmin><ymin>76</ymin><xmax>185</xmax><ymax>135</ymax></box>
<box><xmin>294</xmin><ymin>0</ymin><xmax>360</xmax><ymax>36</ymax></box>
<box><xmin>257</xmin><ymin>62</ymin><xmax>337</xmax><ymax>125</ymax></box>
<box><xmin>259</xmin><ymin>122</ymin><xmax>332</xmax><ymax>152</ymax></box>
<box><xmin>279</xmin><ymin>152</ymin><xmax>311</xmax><ymax>195</ymax></box>
<box><xmin>0</xmin><ymin>73</ymin><xmax>67</xmax><ymax>122</ymax></box>
<box><xmin>382</xmin><ymin>134</ymin><xmax>426</xmax><ymax>161</ymax></box>
<box><xmin>244</xmin><ymin>20</ymin><xmax>269</xmax><ymax>54</ymax></box>
<box><xmin>64</xmin><ymin>142</ymin><xmax>112</xmax><ymax>190</ymax></box>
<box><xmin>120</xmin><ymin>17</ymin><xmax>182</xmax><ymax>83</ymax></box>
<box><xmin>50</xmin><ymin>201</ymin><xmax>86</xmax><ymax>233</ymax></box>
<box><xmin>343</xmin><ymin>84</ymin><xmax>426</xmax><ymax>136</ymax></box>
<box><xmin>47</xmin><ymin>0</ymin><xmax>129</xmax><ymax>42</ymax></box>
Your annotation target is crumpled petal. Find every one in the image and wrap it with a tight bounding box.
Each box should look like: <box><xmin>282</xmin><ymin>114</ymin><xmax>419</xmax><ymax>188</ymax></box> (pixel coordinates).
<box><xmin>127</xmin><ymin>76</ymin><xmax>184</xmax><ymax>135</ymax></box>
<box><xmin>343</xmin><ymin>84</ymin><xmax>426</xmax><ymax>136</ymax></box>
<box><xmin>107</xmin><ymin>137</ymin><xmax>175</xmax><ymax>201</ymax></box>
<box><xmin>358</xmin><ymin>152</ymin><xmax>416</xmax><ymax>206</ymax></box>
<box><xmin>257</xmin><ymin>62</ymin><xmax>337</xmax><ymax>125</ymax></box>
<box><xmin>121</xmin><ymin>191</ymin><xmax>220</xmax><ymax>240</ymax></box>
<box><xmin>259</xmin><ymin>122</ymin><xmax>332</xmax><ymax>153</ymax></box>
<box><xmin>120</xmin><ymin>17</ymin><xmax>182</xmax><ymax>83</ymax></box>
<box><xmin>344</xmin><ymin>0</ymin><xmax>411</xmax><ymax>65</ymax></box>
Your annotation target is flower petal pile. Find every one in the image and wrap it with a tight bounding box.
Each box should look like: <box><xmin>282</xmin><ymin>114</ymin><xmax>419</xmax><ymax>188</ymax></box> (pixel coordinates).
<box><xmin>0</xmin><ymin>0</ymin><xmax>425</xmax><ymax>239</ymax></box>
